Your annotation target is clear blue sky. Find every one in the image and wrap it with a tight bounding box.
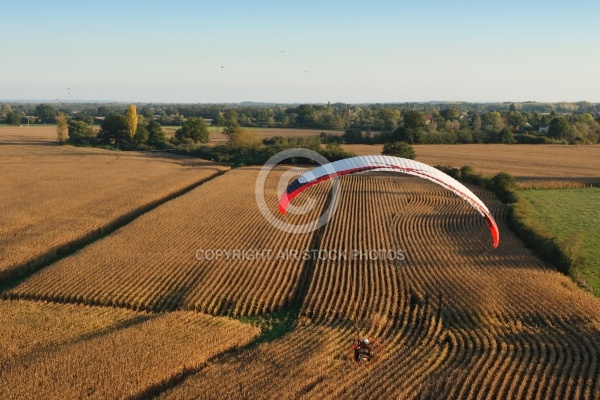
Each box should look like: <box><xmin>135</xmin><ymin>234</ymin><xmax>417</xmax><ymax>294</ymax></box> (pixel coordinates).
<box><xmin>1</xmin><ymin>0</ymin><xmax>599</xmax><ymax>103</ymax></box>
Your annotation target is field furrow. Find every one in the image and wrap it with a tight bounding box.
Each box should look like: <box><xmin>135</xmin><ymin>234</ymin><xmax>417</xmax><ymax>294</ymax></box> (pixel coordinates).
<box><xmin>0</xmin><ymin>142</ymin><xmax>227</xmax><ymax>282</ymax></box>
<box><xmin>5</xmin><ymin>167</ymin><xmax>331</xmax><ymax>316</ymax></box>
<box><xmin>161</xmin><ymin>173</ymin><xmax>600</xmax><ymax>399</ymax></box>
<box><xmin>4</xmin><ymin>151</ymin><xmax>600</xmax><ymax>400</ymax></box>
<box><xmin>0</xmin><ymin>299</ymin><xmax>259</xmax><ymax>399</ymax></box>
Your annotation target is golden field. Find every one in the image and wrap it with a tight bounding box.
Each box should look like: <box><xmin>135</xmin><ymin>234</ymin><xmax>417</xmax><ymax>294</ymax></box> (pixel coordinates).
<box><xmin>0</xmin><ymin>126</ymin><xmax>226</xmax><ymax>280</ymax></box>
<box><xmin>1</xmin><ymin>126</ymin><xmax>599</xmax><ymax>399</ymax></box>
<box><xmin>156</xmin><ymin>175</ymin><xmax>600</xmax><ymax>399</ymax></box>
<box><xmin>344</xmin><ymin>143</ymin><xmax>600</xmax><ymax>186</ymax></box>
<box><xmin>0</xmin><ymin>300</ymin><xmax>258</xmax><ymax>399</ymax></box>
<box><xmin>6</xmin><ymin>167</ymin><xmax>330</xmax><ymax>315</ymax></box>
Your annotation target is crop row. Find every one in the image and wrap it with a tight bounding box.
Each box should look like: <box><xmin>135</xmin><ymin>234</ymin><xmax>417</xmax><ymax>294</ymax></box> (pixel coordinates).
<box><xmin>0</xmin><ymin>299</ymin><xmax>259</xmax><ymax>399</ymax></box>
<box><xmin>6</xmin><ymin>167</ymin><xmax>331</xmax><ymax>316</ymax></box>
<box><xmin>159</xmin><ymin>173</ymin><xmax>600</xmax><ymax>399</ymax></box>
<box><xmin>5</xmin><ymin>168</ymin><xmax>599</xmax><ymax>398</ymax></box>
<box><xmin>0</xmin><ymin>144</ymin><xmax>226</xmax><ymax>280</ymax></box>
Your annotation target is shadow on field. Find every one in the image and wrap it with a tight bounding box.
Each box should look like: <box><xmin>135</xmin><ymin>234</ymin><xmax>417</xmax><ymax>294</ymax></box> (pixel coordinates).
<box><xmin>0</xmin><ymin>169</ymin><xmax>229</xmax><ymax>296</ymax></box>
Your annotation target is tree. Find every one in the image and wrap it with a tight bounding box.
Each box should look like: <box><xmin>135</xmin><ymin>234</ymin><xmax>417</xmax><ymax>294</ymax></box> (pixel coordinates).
<box><xmin>491</xmin><ymin>172</ymin><xmax>517</xmax><ymax>203</ymax></box>
<box><xmin>507</xmin><ymin>111</ymin><xmax>526</xmax><ymax>130</ymax></box>
<box><xmin>471</xmin><ymin>113</ymin><xmax>482</xmax><ymax>133</ymax></box>
<box><xmin>98</xmin><ymin>114</ymin><xmax>129</xmax><ymax>146</ymax></box>
<box><xmin>6</xmin><ymin>110</ymin><xmax>23</xmax><ymax>126</ymax></box>
<box><xmin>73</xmin><ymin>113</ymin><xmax>94</xmax><ymax>125</ymax></box>
<box><xmin>172</xmin><ymin>114</ymin><xmax>185</xmax><ymax>126</ymax></box>
<box><xmin>238</xmin><ymin>113</ymin><xmax>251</xmax><ymax>126</ymax></box>
<box><xmin>224</xmin><ymin>110</ymin><xmax>240</xmax><ymax>134</ymax></box>
<box><xmin>157</xmin><ymin>111</ymin><xmax>171</xmax><ymax>125</ymax></box>
<box><xmin>403</xmin><ymin>111</ymin><xmax>426</xmax><ymax>130</ymax></box>
<box><xmin>444</xmin><ymin>120</ymin><xmax>460</xmax><ymax>133</ymax></box>
<box><xmin>0</xmin><ymin>103</ymin><xmax>12</xmax><ymax>120</ymax></box>
<box><xmin>457</xmin><ymin>129</ymin><xmax>474</xmax><ymax>144</ymax></box>
<box><xmin>146</xmin><ymin>120</ymin><xmax>167</xmax><ymax>148</ymax></box>
<box><xmin>214</xmin><ymin>111</ymin><xmax>225</xmax><ymax>130</ymax></box>
<box><xmin>376</xmin><ymin>108</ymin><xmax>400</xmax><ymax>132</ymax></box>
<box><xmin>548</xmin><ymin>116</ymin><xmax>570</xmax><ymax>139</ymax></box>
<box><xmin>382</xmin><ymin>141</ymin><xmax>416</xmax><ymax>160</ymax></box>
<box><xmin>224</xmin><ymin>119</ymin><xmax>241</xmax><ymax>135</ymax></box>
<box><xmin>393</xmin><ymin>111</ymin><xmax>426</xmax><ymax>144</ymax></box>
<box><xmin>322</xmin><ymin>112</ymin><xmax>345</xmax><ymax>130</ymax></box>
<box><xmin>224</xmin><ymin>109</ymin><xmax>238</xmax><ymax>125</ymax></box>
<box><xmin>498</xmin><ymin>128</ymin><xmax>515</xmax><ymax>144</ymax></box>
<box><xmin>126</xmin><ymin>104</ymin><xmax>138</xmax><ymax>139</ymax></box>
<box><xmin>67</xmin><ymin>120</ymin><xmax>95</xmax><ymax>145</ymax></box>
<box><xmin>175</xmin><ymin>117</ymin><xmax>209</xmax><ymax>143</ymax></box>
<box><xmin>36</xmin><ymin>103</ymin><xmax>57</xmax><ymax>123</ymax></box>
<box><xmin>56</xmin><ymin>112</ymin><xmax>68</xmax><ymax>144</ymax></box>
<box><xmin>481</xmin><ymin>111</ymin><xmax>504</xmax><ymax>134</ymax></box>
<box><xmin>294</xmin><ymin>104</ymin><xmax>315</xmax><ymax>128</ymax></box>
<box><xmin>440</xmin><ymin>108</ymin><xmax>461</xmax><ymax>121</ymax></box>
<box><xmin>140</xmin><ymin>107</ymin><xmax>155</xmax><ymax>120</ymax></box>
<box><xmin>133</xmin><ymin>125</ymin><xmax>149</xmax><ymax>147</ymax></box>
<box><xmin>97</xmin><ymin>106</ymin><xmax>110</xmax><ymax>117</ymax></box>
<box><xmin>228</xmin><ymin>128</ymin><xmax>262</xmax><ymax>147</ymax></box>
<box><xmin>342</xmin><ymin>128</ymin><xmax>364</xmax><ymax>144</ymax></box>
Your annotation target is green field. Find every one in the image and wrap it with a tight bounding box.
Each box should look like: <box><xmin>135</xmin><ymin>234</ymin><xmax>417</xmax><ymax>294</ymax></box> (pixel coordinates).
<box><xmin>520</xmin><ymin>187</ymin><xmax>600</xmax><ymax>293</ymax></box>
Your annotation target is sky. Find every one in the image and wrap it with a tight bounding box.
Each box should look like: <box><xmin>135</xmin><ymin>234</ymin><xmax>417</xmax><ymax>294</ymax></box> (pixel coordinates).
<box><xmin>1</xmin><ymin>0</ymin><xmax>599</xmax><ymax>103</ymax></box>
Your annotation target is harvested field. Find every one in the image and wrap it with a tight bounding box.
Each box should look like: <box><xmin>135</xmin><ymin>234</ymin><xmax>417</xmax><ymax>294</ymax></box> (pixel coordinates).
<box><xmin>0</xmin><ymin>131</ymin><xmax>226</xmax><ymax>281</ymax></box>
<box><xmin>157</xmin><ymin>175</ymin><xmax>600</xmax><ymax>399</ymax></box>
<box><xmin>0</xmin><ymin>125</ymin><xmax>62</xmax><ymax>143</ymax></box>
<box><xmin>0</xmin><ymin>122</ymin><xmax>339</xmax><ymax>144</ymax></box>
<box><xmin>343</xmin><ymin>144</ymin><xmax>600</xmax><ymax>186</ymax></box>
<box><xmin>6</xmin><ymin>167</ymin><xmax>332</xmax><ymax>315</ymax></box>
<box><xmin>0</xmin><ymin>299</ymin><xmax>259</xmax><ymax>399</ymax></box>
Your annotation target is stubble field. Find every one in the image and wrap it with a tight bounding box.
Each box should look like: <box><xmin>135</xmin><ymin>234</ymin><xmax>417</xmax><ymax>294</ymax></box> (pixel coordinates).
<box><xmin>344</xmin><ymin>143</ymin><xmax>600</xmax><ymax>186</ymax></box>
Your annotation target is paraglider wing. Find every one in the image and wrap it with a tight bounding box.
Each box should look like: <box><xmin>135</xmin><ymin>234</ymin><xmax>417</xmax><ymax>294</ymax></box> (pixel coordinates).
<box><xmin>278</xmin><ymin>155</ymin><xmax>499</xmax><ymax>248</ymax></box>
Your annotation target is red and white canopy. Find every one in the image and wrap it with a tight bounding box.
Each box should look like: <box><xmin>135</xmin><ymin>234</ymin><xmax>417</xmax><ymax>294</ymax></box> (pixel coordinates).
<box><xmin>279</xmin><ymin>155</ymin><xmax>499</xmax><ymax>248</ymax></box>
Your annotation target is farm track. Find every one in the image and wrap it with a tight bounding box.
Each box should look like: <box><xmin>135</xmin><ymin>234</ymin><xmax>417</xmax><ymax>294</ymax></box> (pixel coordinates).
<box><xmin>157</xmin><ymin>174</ymin><xmax>600</xmax><ymax>399</ymax></box>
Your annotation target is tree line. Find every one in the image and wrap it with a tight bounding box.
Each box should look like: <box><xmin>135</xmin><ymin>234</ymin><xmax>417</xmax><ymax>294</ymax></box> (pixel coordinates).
<box><xmin>329</xmin><ymin>108</ymin><xmax>600</xmax><ymax>145</ymax></box>
<box><xmin>57</xmin><ymin>104</ymin><xmax>210</xmax><ymax>151</ymax></box>
<box><xmin>3</xmin><ymin>101</ymin><xmax>600</xmax><ymax>145</ymax></box>
<box><xmin>52</xmin><ymin>105</ymin><xmax>356</xmax><ymax>166</ymax></box>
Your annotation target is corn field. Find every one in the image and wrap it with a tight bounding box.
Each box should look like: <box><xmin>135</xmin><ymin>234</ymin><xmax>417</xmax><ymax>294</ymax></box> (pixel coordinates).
<box><xmin>2</xmin><ymin>159</ymin><xmax>599</xmax><ymax>398</ymax></box>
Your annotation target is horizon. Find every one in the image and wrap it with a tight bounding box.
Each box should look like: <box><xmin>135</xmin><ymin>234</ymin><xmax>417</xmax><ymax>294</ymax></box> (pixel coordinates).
<box><xmin>1</xmin><ymin>99</ymin><xmax>599</xmax><ymax>106</ymax></box>
<box><xmin>2</xmin><ymin>0</ymin><xmax>599</xmax><ymax>103</ymax></box>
